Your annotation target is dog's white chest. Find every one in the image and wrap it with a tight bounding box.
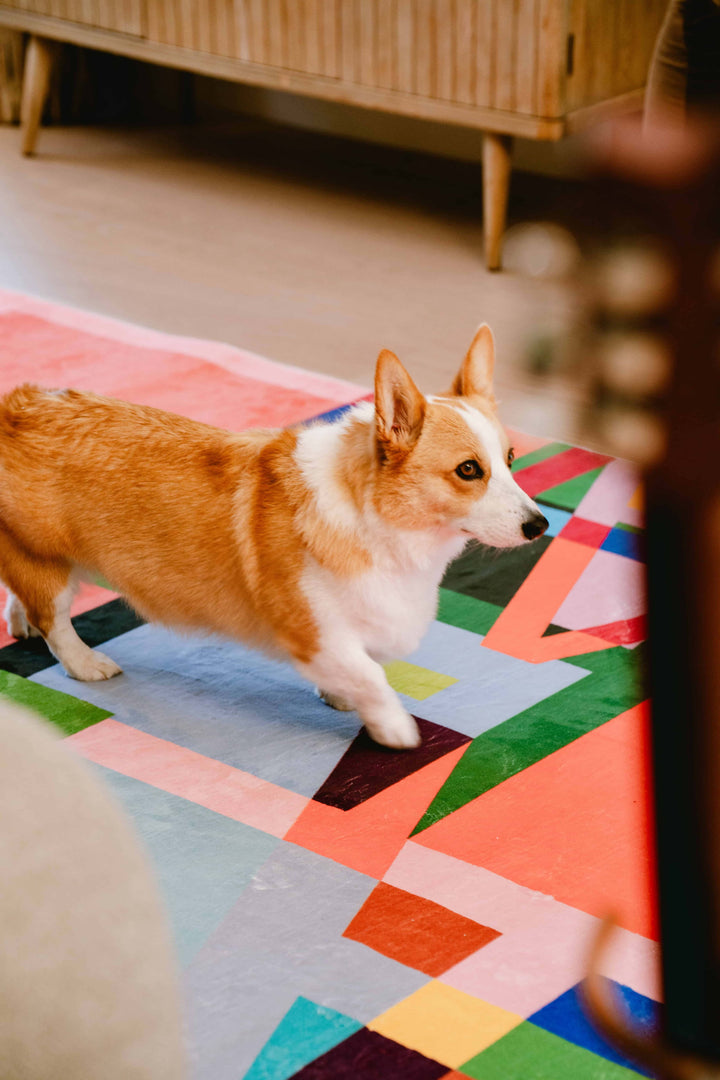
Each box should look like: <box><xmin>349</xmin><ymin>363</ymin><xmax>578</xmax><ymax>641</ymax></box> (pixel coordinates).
<box><xmin>346</xmin><ymin>566</ymin><xmax>440</xmax><ymax>659</ymax></box>
<box><xmin>303</xmin><ymin>538</ymin><xmax>464</xmax><ymax>662</ymax></box>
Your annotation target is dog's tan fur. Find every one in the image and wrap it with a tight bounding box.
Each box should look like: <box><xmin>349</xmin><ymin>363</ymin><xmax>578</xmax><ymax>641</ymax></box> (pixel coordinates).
<box><xmin>0</xmin><ymin>387</ymin><xmax>322</xmax><ymax>662</ymax></box>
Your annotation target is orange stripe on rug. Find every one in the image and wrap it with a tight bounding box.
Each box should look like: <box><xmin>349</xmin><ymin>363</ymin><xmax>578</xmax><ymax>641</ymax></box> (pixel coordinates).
<box><xmin>69</xmin><ymin>718</ymin><xmax>308</xmax><ymax>838</ymax></box>
<box><xmin>481</xmin><ymin>538</ymin><xmax>611</xmax><ymax>662</ymax></box>
<box><xmin>413</xmin><ymin>702</ymin><xmax>658</xmax><ymax>939</ymax></box>
<box><xmin>285</xmin><ymin>743</ymin><xmax>470</xmax><ymax>880</ymax></box>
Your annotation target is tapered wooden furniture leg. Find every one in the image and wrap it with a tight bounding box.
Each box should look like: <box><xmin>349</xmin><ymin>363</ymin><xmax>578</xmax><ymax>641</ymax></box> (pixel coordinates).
<box><xmin>20</xmin><ymin>36</ymin><xmax>54</xmax><ymax>156</ymax></box>
<box><xmin>482</xmin><ymin>132</ymin><xmax>513</xmax><ymax>271</ymax></box>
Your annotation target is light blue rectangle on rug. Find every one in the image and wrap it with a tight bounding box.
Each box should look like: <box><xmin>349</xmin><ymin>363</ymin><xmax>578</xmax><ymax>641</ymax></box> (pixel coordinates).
<box><xmin>396</xmin><ymin>621</ymin><xmax>588</xmax><ymax>736</ymax></box>
<box><xmin>33</xmin><ymin>625</ymin><xmax>359</xmax><ymax>797</ymax></box>
<box><xmin>32</xmin><ymin>616</ymin><xmax>588</xmax><ymax>756</ymax></box>
<box><xmin>542</xmin><ymin>506</ymin><xmax>573</xmax><ymax>537</ymax></box>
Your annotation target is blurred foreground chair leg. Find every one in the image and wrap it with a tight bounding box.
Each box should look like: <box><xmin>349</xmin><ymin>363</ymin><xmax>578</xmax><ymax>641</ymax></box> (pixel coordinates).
<box><xmin>0</xmin><ymin>700</ymin><xmax>186</xmax><ymax>1079</ymax></box>
<box><xmin>20</xmin><ymin>35</ymin><xmax>54</xmax><ymax>156</ymax></box>
<box><xmin>645</xmin><ymin>0</ymin><xmax>720</xmax><ymax>129</ymax></box>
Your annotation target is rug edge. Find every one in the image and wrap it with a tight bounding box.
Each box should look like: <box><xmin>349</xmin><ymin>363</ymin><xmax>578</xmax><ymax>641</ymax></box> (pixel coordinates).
<box><xmin>0</xmin><ymin>286</ymin><xmax>369</xmax><ymax>402</ymax></box>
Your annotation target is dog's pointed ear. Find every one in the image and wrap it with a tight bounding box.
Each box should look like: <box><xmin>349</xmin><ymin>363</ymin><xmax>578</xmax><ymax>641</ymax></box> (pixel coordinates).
<box><xmin>374</xmin><ymin>349</ymin><xmax>426</xmax><ymax>456</ymax></box>
<box><xmin>452</xmin><ymin>323</ymin><xmax>495</xmax><ymax>398</ymax></box>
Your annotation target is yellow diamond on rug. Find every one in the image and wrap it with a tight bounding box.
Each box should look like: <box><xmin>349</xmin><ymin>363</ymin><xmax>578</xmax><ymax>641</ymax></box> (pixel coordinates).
<box><xmin>367</xmin><ymin>980</ymin><xmax>522</xmax><ymax>1069</ymax></box>
<box><xmin>383</xmin><ymin>661</ymin><xmax>458</xmax><ymax>701</ymax></box>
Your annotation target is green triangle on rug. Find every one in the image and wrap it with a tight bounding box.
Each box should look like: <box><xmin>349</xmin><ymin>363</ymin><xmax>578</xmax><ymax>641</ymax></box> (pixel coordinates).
<box><xmin>0</xmin><ymin>670</ymin><xmax>112</xmax><ymax>736</ymax></box>
<box><xmin>461</xmin><ymin>1021</ymin><xmax>645</xmax><ymax>1079</ymax></box>
<box><xmin>535</xmin><ymin>467</ymin><xmax>605</xmax><ymax>512</ymax></box>
<box><xmin>436</xmin><ymin>588</ymin><xmax>502</xmax><ymax>636</ymax></box>
<box><xmin>411</xmin><ymin>643</ymin><xmax>646</xmax><ymax>835</ymax></box>
<box><xmin>512</xmin><ymin>442</ymin><xmax>573</xmax><ymax>472</ymax></box>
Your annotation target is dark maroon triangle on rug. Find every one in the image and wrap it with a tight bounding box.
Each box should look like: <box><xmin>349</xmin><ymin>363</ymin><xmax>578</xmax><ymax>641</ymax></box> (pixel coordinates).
<box><xmin>312</xmin><ymin>717</ymin><xmax>472</xmax><ymax>811</ymax></box>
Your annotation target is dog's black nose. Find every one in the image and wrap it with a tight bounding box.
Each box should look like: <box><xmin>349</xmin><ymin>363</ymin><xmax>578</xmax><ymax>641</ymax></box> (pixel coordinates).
<box><xmin>522</xmin><ymin>512</ymin><xmax>549</xmax><ymax>541</ymax></box>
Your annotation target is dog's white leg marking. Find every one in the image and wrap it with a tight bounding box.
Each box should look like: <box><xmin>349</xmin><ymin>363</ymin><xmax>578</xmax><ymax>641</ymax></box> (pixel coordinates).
<box><xmin>44</xmin><ymin>586</ymin><xmax>122</xmax><ymax>682</ymax></box>
<box><xmin>316</xmin><ymin>688</ymin><xmax>354</xmax><ymax>712</ymax></box>
<box><xmin>3</xmin><ymin>592</ymin><xmax>41</xmax><ymax>639</ymax></box>
<box><xmin>300</xmin><ymin>646</ymin><xmax>420</xmax><ymax>749</ymax></box>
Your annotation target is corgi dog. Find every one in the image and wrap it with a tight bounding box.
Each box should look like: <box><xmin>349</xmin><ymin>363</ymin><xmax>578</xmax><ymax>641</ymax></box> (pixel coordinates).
<box><xmin>0</xmin><ymin>325</ymin><xmax>547</xmax><ymax>749</ymax></box>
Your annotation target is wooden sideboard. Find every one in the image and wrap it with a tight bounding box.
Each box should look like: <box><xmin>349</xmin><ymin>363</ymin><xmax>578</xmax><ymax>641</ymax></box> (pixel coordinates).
<box><xmin>0</xmin><ymin>1</ymin><xmax>668</xmax><ymax>268</ymax></box>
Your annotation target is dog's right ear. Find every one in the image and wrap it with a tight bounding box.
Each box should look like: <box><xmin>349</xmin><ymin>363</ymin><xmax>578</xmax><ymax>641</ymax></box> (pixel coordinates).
<box><xmin>374</xmin><ymin>349</ymin><xmax>426</xmax><ymax>457</ymax></box>
<box><xmin>452</xmin><ymin>323</ymin><xmax>495</xmax><ymax>399</ymax></box>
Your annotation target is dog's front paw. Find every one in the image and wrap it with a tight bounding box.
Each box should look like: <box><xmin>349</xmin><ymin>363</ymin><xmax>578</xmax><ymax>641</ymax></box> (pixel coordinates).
<box><xmin>65</xmin><ymin>649</ymin><xmax>123</xmax><ymax>682</ymax></box>
<box><xmin>366</xmin><ymin>711</ymin><xmax>421</xmax><ymax>750</ymax></box>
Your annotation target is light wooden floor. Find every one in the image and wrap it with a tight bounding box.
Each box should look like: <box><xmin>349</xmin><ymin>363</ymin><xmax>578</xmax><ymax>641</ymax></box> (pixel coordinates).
<box><xmin>0</xmin><ymin>116</ymin><xmax>589</xmax><ymax>442</ymax></box>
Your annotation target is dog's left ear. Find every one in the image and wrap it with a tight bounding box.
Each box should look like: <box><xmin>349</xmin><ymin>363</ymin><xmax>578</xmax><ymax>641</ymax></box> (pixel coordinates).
<box><xmin>375</xmin><ymin>349</ymin><xmax>426</xmax><ymax>456</ymax></box>
<box><xmin>452</xmin><ymin>324</ymin><xmax>495</xmax><ymax>398</ymax></box>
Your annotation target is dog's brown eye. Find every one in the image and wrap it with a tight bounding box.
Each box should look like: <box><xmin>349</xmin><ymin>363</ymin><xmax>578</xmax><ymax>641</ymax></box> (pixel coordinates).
<box><xmin>507</xmin><ymin>447</ymin><xmax>515</xmax><ymax>466</ymax></box>
<box><xmin>456</xmin><ymin>460</ymin><xmax>483</xmax><ymax>480</ymax></box>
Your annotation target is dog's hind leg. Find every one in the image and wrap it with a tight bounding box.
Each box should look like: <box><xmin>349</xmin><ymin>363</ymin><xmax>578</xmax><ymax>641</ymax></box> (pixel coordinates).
<box><xmin>3</xmin><ymin>591</ymin><xmax>41</xmax><ymax>639</ymax></box>
<box><xmin>0</xmin><ymin>533</ymin><xmax>122</xmax><ymax>681</ymax></box>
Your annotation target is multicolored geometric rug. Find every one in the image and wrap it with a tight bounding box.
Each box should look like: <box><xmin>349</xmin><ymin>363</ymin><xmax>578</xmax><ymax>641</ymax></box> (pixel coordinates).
<box><xmin>0</xmin><ymin>289</ymin><xmax>659</xmax><ymax>1079</ymax></box>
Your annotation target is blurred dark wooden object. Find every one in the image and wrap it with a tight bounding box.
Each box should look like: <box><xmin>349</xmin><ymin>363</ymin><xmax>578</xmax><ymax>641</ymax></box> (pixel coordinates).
<box><xmin>574</xmin><ymin>121</ymin><xmax>720</xmax><ymax>1076</ymax></box>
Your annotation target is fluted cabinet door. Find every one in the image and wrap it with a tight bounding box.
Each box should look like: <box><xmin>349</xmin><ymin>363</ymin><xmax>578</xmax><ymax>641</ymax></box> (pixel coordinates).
<box><xmin>141</xmin><ymin>0</ymin><xmax>552</xmax><ymax>116</ymax></box>
<box><xmin>0</xmin><ymin>1</ymin><xmax>673</xmax><ymax>133</ymax></box>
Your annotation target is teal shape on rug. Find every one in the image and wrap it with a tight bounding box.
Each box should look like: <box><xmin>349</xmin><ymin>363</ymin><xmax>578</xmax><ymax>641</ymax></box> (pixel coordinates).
<box><xmin>244</xmin><ymin>996</ymin><xmax>363</xmax><ymax>1080</ymax></box>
